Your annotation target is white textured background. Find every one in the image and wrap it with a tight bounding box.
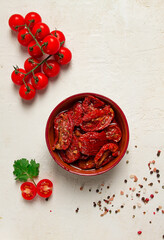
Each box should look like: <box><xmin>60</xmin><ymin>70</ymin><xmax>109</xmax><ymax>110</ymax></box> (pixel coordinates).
<box><xmin>0</xmin><ymin>0</ymin><xmax>164</xmax><ymax>239</ymax></box>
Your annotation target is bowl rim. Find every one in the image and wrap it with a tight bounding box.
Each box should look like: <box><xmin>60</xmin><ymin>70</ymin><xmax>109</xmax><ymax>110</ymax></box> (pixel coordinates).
<box><xmin>45</xmin><ymin>92</ymin><xmax>129</xmax><ymax>176</ymax></box>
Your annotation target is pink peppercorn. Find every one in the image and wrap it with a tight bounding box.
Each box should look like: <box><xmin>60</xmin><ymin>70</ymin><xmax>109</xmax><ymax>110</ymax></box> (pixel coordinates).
<box><xmin>145</xmin><ymin>198</ymin><xmax>149</xmax><ymax>202</ymax></box>
<box><xmin>138</xmin><ymin>231</ymin><xmax>142</xmax><ymax>235</ymax></box>
<box><xmin>153</xmin><ymin>212</ymin><xmax>155</xmax><ymax>215</ymax></box>
<box><xmin>150</xmin><ymin>194</ymin><xmax>154</xmax><ymax>199</ymax></box>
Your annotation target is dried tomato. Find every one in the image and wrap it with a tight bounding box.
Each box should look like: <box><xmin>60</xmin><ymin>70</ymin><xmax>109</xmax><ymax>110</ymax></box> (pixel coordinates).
<box><xmin>82</xmin><ymin>95</ymin><xmax>105</xmax><ymax>113</ymax></box>
<box><xmin>105</xmin><ymin>124</ymin><xmax>122</xmax><ymax>142</ymax></box>
<box><xmin>94</xmin><ymin>143</ymin><xmax>118</xmax><ymax>168</ymax></box>
<box><xmin>76</xmin><ymin>158</ymin><xmax>95</xmax><ymax>170</ymax></box>
<box><xmin>81</xmin><ymin>106</ymin><xmax>114</xmax><ymax>132</ymax></box>
<box><xmin>52</xmin><ymin>111</ymin><xmax>73</xmax><ymax>150</ymax></box>
<box><xmin>79</xmin><ymin>131</ymin><xmax>108</xmax><ymax>156</ymax></box>
<box><xmin>71</xmin><ymin>102</ymin><xmax>83</xmax><ymax>126</ymax></box>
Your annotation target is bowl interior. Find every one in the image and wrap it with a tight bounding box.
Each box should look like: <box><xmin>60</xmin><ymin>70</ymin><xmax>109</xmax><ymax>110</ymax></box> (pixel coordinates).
<box><xmin>46</xmin><ymin>93</ymin><xmax>129</xmax><ymax>176</ymax></box>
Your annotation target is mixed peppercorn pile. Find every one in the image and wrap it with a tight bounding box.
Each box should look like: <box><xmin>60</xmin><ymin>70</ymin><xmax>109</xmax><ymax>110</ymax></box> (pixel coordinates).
<box><xmin>52</xmin><ymin>95</ymin><xmax>122</xmax><ymax>169</ymax></box>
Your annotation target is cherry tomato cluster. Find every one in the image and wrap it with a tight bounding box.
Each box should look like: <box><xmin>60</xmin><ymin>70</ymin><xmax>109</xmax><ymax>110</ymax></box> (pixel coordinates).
<box><xmin>9</xmin><ymin>12</ymin><xmax>72</xmax><ymax>100</ymax></box>
<box><xmin>21</xmin><ymin>179</ymin><xmax>53</xmax><ymax>200</ymax></box>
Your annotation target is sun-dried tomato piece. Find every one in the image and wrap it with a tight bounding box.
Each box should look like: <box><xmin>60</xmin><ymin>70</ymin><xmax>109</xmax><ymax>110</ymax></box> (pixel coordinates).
<box><xmin>79</xmin><ymin>131</ymin><xmax>108</xmax><ymax>156</ymax></box>
<box><xmin>94</xmin><ymin>143</ymin><xmax>118</xmax><ymax>168</ymax></box>
<box><xmin>76</xmin><ymin>158</ymin><xmax>95</xmax><ymax>170</ymax></box>
<box><xmin>71</xmin><ymin>102</ymin><xmax>83</xmax><ymax>126</ymax></box>
<box><xmin>81</xmin><ymin>106</ymin><xmax>114</xmax><ymax>132</ymax></box>
<box><xmin>52</xmin><ymin>111</ymin><xmax>73</xmax><ymax>150</ymax></box>
<box><xmin>59</xmin><ymin>135</ymin><xmax>80</xmax><ymax>163</ymax></box>
<box><xmin>101</xmin><ymin>155</ymin><xmax>114</xmax><ymax>167</ymax></box>
<box><xmin>105</xmin><ymin>124</ymin><xmax>122</xmax><ymax>142</ymax></box>
<box><xmin>82</xmin><ymin>95</ymin><xmax>105</xmax><ymax>113</ymax></box>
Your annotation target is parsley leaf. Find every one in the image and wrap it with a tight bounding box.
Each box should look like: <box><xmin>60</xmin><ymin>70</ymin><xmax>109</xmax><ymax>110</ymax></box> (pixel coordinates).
<box><xmin>13</xmin><ymin>158</ymin><xmax>40</xmax><ymax>182</ymax></box>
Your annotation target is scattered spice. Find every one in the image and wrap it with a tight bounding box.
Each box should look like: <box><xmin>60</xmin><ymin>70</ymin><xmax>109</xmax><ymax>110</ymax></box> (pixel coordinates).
<box><xmin>107</xmin><ymin>196</ymin><xmax>110</xmax><ymax>199</ymax></box>
<box><xmin>156</xmin><ymin>169</ymin><xmax>159</xmax><ymax>173</ymax></box>
<box><xmin>135</xmin><ymin>145</ymin><xmax>137</xmax><ymax>148</ymax></box>
<box><xmin>155</xmin><ymin>191</ymin><xmax>158</xmax><ymax>194</ymax></box>
<box><xmin>132</xmin><ymin>187</ymin><xmax>136</xmax><ymax>192</ymax></box>
<box><xmin>143</xmin><ymin>211</ymin><xmax>146</xmax><ymax>215</ymax></box>
<box><xmin>132</xmin><ymin>215</ymin><xmax>135</xmax><ymax>218</ymax></box>
<box><xmin>45</xmin><ymin>197</ymin><xmax>49</xmax><ymax>201</ymax></box>
<box><xmin>96</xmin><ymin>189</ymin><xmax>99</xmax><ymax>193</ymax></box>
<box><xmin>126</xmin><ymin>150</ymin><xmax>129</xmax><ymax>154</ymax></box>
<box><xmin>139</xmin><ymin>184</ymin><xmax>143</xmax><ymax>188</ymax></box>
<box><xmin>158</xmin><ymin>206</ymin><xmax>162</xmax><ymax>210</ymax></box>
<box><xmin>121</xmin><ymin>205</ymin><xmax>124</xmax><ymax>208</ymax></box>
<box><xmin>93</xmin><ymin>202</ymin><xmax>96</xmax><ymax>207</ymax></box>
<box><xmin>124</xmin><ymin>179</ymin><xmax>127</xmax><ymax>183</ymax></box>
<box><xmin>157</xmin><ymin>150</ymin><xmax>161</xmax><ymax>157</ymax></box>
<box><xmin>158</xmin><ymin>180</ymin><xmax>160</xmax><ymax>183</ymax></box>
<box><xmin>75</xmin><ymin>208</ymin><xmax>79</xmax><ymax>213</ymax></box>
<box><xmin>148</xmin><ymin>183</ymin><xmax>153</xmax><ymax>186</ymax></box>
<box><xmin>120</xmin><ymin>191</ymin><xmax>124</xmax><ymax>195</ymax></box>
<box><xmin>145</xmin><ymin>198</ymin><xmax>149</xmax><ymax>203</ymax></box>
<box><xmin>126</xmin><ymin>194</ymin><xmax>128</xmax><ymax>198</ymax></box>
<box><xmin>149</xmin><ymin>221</ymin><xmax>152</xmax><ymax>224</ymax></box>
<box><xmin>150</xmin><ymin>171</ymin><xmax>153</xmax><ymax>175</ymax></box>
<box><xmin>136</xmin><ymin>193</ymin><xmax>140</xmax><ymax>197</ymax></box>
<box><xmin>162</xmin><ymin>210</ymin><xmax>164</xmax><ymax>214</ymax></box>
<box><xmin>126</xmin><ymin>160</ymin><xmax>129</xmax><ymax>164</ymax></box>
<box><xmin>162</xmin><ymin>186</ymin><xmax>164</xmax><ymax>189</ymax></box>
<box><xmin>137</xmin><ymin>203</ymin><xmax>142</xmax><ymax>208</ymax></box>
<box><xmin>143</xmin><ymin>177</ymin><xmax>147</xmax><ymax>181</ymax></box>
<box><xmin>130</xmin><ymin>175</ymin><xmax>138</xmax><ymax>182</ymax></box>
<box><xmin>133</xmin><ymin>205</ymin><xmax>136</xmax><ymax>209</ymax></box>
<box><xmin>157</xmin><ymin>174</ymin><xmax>160</xmax><ymax>178</ymax></box>
<box><xmin>156</xmin><ymin>208</ymin><xmax>159</xmax><ymax>212</ymax></box>
<box><xmin>50</xmin><ymin>210</ymin><xmax>52</xmax><ymax>212</ymax></box>
<box><xmin>150</xmin><ymin>194</ymin><xmax>154</xmax><ymax>199</ymax></box>
<box><xmin>137</xmin><ymin>231</ymin><xmax>142</xmax><ymax>235</ymax></box>
<box><xmin>80</xmin><ymin>186</ymin><xmax>84</xmax><ymax>191</ymax></box>
<box><xmin>107</xmin><ymin>185</ymin><xmax>110</xmax><ymax>189</ymax></box>
<box><xmin>153</xmin><ymin>168</ymin><xmax>157</xmax><ymax>172</ymax></box>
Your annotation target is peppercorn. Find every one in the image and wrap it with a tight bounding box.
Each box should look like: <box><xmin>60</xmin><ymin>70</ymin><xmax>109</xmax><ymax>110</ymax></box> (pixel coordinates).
<box><xmin>157</xmin><ymin>174</ymin><xmax>160</xmax><ymax>178</ymax></box>
<box><xmin>96</xmin><ymin>189</ymin><xmax>99</xmax><ymax>193</ymax></box>
<box><xmin>156</xmin><ymin>169</ymin><xmax>159</xmax><ymax>173</ymax></box>
<box><xmin>133</xmin><ymin>205</ymin><xmax>136</xmax><ymax>209</ymax></box>
<box><xmin>124</xmin><ymin>179</ymin><xmax>127</xmax><ymax>183</ymax></box>
<box><xmin>150</xmin><ymin>171</ymin><xmax>153</xmax><ymax>174</ymax></box>
<box><xmin>138</xmin><ymin>231</ymin><xmax>142</xmax><ymax>235</ymax></box>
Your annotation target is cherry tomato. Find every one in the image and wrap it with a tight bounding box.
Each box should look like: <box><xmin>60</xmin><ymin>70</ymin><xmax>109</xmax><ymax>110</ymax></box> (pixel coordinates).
<box><xmin>20</xmin><ymin>182</ymin><xmax>37</xmax><ymax>200</ymax></box>
<box><xmin>32</xmin><ymin>23</ymin><xmax>50</xmax><ymax>41</ymax></box>
<box><xmin>31</xmin><ymin>72</ymin><xmax>48</xmax><ymax>90</ymax></box>
<box><xmin>8</xmin><ymin>14</ymin><xmax>25</xmax><ymax>32</ymax></box>
<box><xmin>17</xmin><ymin>28</ymin><xmax>33</xmax><ymax>47</ymax></box>
<box><xmin>43</xmin><ymin>60</ymin><xmax>60</xmax><ymax>78</ymax></box>
<box><xmin>28</xmin><ymin>40</ymin><xmax>43</xmax><ymax>58</ymax></box>
<box><xmin>37</xmin><ymin>179</ymin><xmax>53</xmax><ymax>198</ymax></box>
<box><xmin>25</xmin><ymin>12</ymin><xmax>42</xmax><ymax>29</ymax></box>
<box><xmin>24</xmin><ymin>57</ymin><xmax>41</xmax><ymax>74</ymax></box>
<box><xmin>42</xmin><ymin>35</ymin><xmax>60</xmax><ymax>55</ymax></box>
<box><xmin>51</xmin><ymin>30</ymin><xmax>65</xmax><ymax>46</ymax></box>
<box><xmin>55</xmin><ymin>47</ymin><xmax>72</xmax><ymax>65</ymax></box>
<box><xmin>11</xmin><ymin>68</ymin><xmax>29</xmax><ymax>85</ymax></box>
<box><xmin>19</xmin><ymin>83</ymin><xmax>36</xmax><ymax>100</ymax></box>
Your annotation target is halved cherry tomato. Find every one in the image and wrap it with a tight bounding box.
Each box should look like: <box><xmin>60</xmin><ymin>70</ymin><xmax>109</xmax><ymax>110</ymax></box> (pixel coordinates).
<box><xmin>8</xmin><ymin>14</ymin><xmax>25</xmax><ymax>32</ymax></box>
<box><xmin>20</xmin><ymin>182</ymin><xmax>37</xmax><ymax>200</ymax></box>
<box><xmin>37</xmin><ymin>179</ymin><xmax>53</xmax><ymax>198</ymax></box>
<box><xmin>55</xmin><ymin>47</ymin><xmax>72</xmax><ymax>65</ymax></box>
<box><xmin>17</xmin><ymin>28</ymin><xmax>33</xmax><ymax>47</ymax></box>
<box><xmin>51</xmin><ymin>30</ymin><xmax>65</xmax><ymax>46</ymax></box>
<box><xmin>32</xmin><ymin>23</ymin><xmax>50</xmax><ymax>41</ymax></box>
<box><xmin>42</xmin><ymin>60</ymin><xmax>60</xmax><ymax>78</ymax></box>
<box><xmin>25</xmin><ymin>12</ymin><xmax>42</xmax><ymax>29</ymax></box>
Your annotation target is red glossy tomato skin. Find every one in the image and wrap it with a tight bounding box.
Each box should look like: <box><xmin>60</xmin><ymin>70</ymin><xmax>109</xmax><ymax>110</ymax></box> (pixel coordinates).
<box><xmin>42</xmin><ymin>35</ymin><xmax>60</xmax><ymax>55</ymax></box>
<box><xmin>55</xmin><ymin>47</ymin><xmax>72</xmax><ymax>65</ymax></box>
<box><xmin>31</xmin><ymin>72</ymin><xmax>48</xmax><ymax>90</ymax></box>
<box><xmin>25</xmin><ymin>12</ymin><xmax>42</xmax><ymax>29</ymax></box>
<box><xmin>9</xmin><ymin>14</ymin><xmax>25</xmax><ymax>32</ymax></box>
<box><xmin>11</xmin><ymin>68</ymin><xmax>29</xmax><ymax>85</ymax></box>
<box><xmin>24</xmin><ymin>57</ymin><xmax>41</xmax><ymax>74</ymax></box>
<box><xmin>37</xmin><ymin>179</ymin><xmax>53</xmax><ymax>198</ymax></box>
<box><xmin>17</xmin><ymin>28</ymin><xmax>33</xmax><ymax>46</ymax></box>
<box><xmin>51</xmin><ymin>30</ymin><xmax>65</xmax><ymax>46</ymax></box>
<box><xmin>28</xmin><ymin>40</ymin><xmax>43</xmax><ymax>58</ymax></box>
<box><xmin>20</xmin><ymin>182</ymin><xmax>37</xmax><ymax>200</ymax></box>
<box><xmin>19</xmin><ymin>83</ymin><xmax>36</xmax><ymax>100</ymax></box>
<box><xmin>42</xmin><ymin>60</ymin><xmax>60</xmax><ymax>78</ymax></box>
<box><xmin>32</xmin><ymin>23</ymin><xmax>50</xmax><ymax>40</ymax></box>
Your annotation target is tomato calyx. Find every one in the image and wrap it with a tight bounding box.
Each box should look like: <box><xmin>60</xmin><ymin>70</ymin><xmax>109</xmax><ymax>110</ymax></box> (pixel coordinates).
<box><xmin>58</xmin><ymin>53</ymin><xmax>64</xmax><ymax>59</ymax></box>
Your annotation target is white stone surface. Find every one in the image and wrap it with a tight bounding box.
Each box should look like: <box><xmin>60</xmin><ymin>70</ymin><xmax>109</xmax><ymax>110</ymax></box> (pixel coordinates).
<box><xmin>0</xmin><ymin>0</ymin><xmax>164</xmax><ymax>239</ymax></box>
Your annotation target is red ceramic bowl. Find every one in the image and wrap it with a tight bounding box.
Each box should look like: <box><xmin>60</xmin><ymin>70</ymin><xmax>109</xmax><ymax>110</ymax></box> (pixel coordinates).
<box><xmin>45</xmin><ymin>93</ymin><xmax>129</xmax><ymax>176</ymax></box>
